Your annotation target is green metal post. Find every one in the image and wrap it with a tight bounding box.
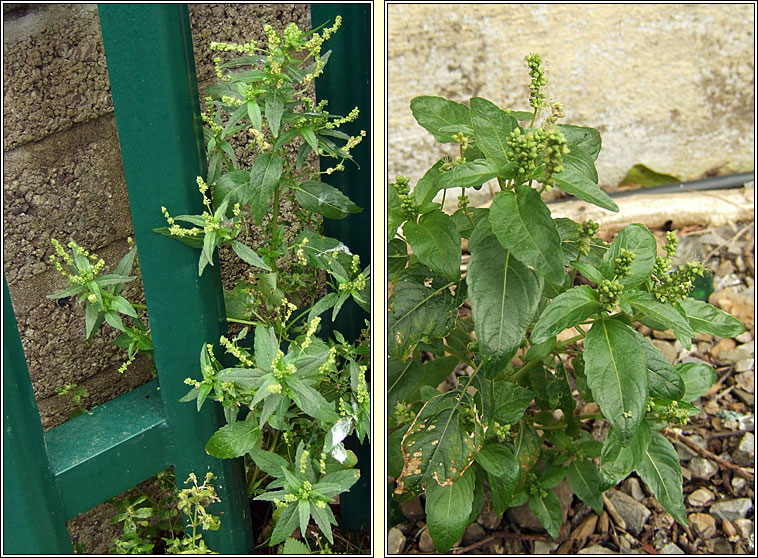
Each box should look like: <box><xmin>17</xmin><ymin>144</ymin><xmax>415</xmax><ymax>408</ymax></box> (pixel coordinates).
<box><xmin>98</xmin><ymin>5</ymin><xmax>253</xmax><ymax>553</ymax></box>
<box><xmin>3</xmin><ymin>279</ymin><xmax>73</xmax><ymax>554</ymax></box>
<box><xmin>310</xmin><ymin>3</ymin><xmax>371</xmax><ymax>532</ymax></box>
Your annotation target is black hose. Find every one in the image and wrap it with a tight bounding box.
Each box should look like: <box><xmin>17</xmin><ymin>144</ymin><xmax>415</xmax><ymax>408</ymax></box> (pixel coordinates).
<box><xmin>549</xmin><ymin>171</ymin><xmax>755</xmax><ymax>203</ymax></box>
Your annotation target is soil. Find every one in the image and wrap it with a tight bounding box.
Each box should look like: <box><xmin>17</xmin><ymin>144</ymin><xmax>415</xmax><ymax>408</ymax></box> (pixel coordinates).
<box><xmin>388</xmin><ymin>220</ymin><xmax>755</xmax><ymax>555</ymax></box>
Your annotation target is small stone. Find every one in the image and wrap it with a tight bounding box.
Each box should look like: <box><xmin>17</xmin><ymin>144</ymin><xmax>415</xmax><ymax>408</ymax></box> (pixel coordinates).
<box><xmin>733</xmin><ymin>518</ymin><xmax>753</xmax><ymax>539</ymax></box>
<box><xmin>675</xmin><ymin>434</ymin><xmax>706</xmax><ymax>461</ymax></box>
<box><xmin>687</xmin><ymin>487</ymin><xmax>715</xmax><ymax>507</ymax></box>
<box><xmin>735</xmin><ymin>371</ymin><xmax>755</xmax><ymax>393</ymax></box>
<box><xmin>718</xmin><ymin>345</ymin><xmax>755</xmax><ymax>365</ymax></box>
<box><xmin>506</xmin><ymin>502</ymin><xmax>545</xmax><ymax>532</ymax></box>
<box><xmin>653</xmin><ymin>329</ymin><xmax>677</xmax><ymax>341</ymax></box>
<box><xmin>578</xmin><ymin>544</ymin><xmax>618</xmax><ymax>554</ymax></box>
<box><xmin>659</xmin><ymin>542</ymin><xmax>685</xmax><ymax>554</ymax></box>
<box><xmin>711</xmin><ymin>538</ymin><xmax>733</xmax><ymax>555</ymax></box>
<box><xmin>477</xmin><ymin>492</ymin><xmax>503</xmax><ymax>530</ymax></box>
<box><xmin>734</xmin><ymin>331</ymin><xmax>753</xmax><ymax>344</ymax></box>
<box><xmin>731</xmin><ymin>432</ymin><xmax>755</xmax><ymax>466</ymax></box>
<box><xmin>462</xmin><ymin>522</ymin><xmax>486</xmax><ymax>545</ymax></box>
<box><xmin>710</xmin><ymin>498</ymin><xmax>754</xmax><ymax>521</ymax></box>
<box><xmin>733</xmin><ymin>388</ymin><xmax>754</xmax><ymax>406</ymax></box>
<box><xmin>704</xmin><ymin>399</ymin><xmax>721</xmax><ymax>415</ymax></box>
<box><xmin>652</xmin><ymin>512</ymin><xmax>674</xmax><ymax>530</ymax></box>
<box><xmin>680</xmin><ymin>466</ymin><xmax>692</xmax><ymax>482</ymax></box>
<box><xmin>622</xmin><ymin>477</ymin><xmax>645</xmax><ymax>501</ymax></box>
<box><xmin>652</xmin><ymin>339</ymin><xmax>678</xmax><ymax>364</ymax></box>
<box><xmin>606</xmin><ymin>489</ymin><xmax>651</xmax><ymax>536</ymax></box>
<box><xmin>735</xmin><ymin>358</ymin><xmax>754</xmax><ymax>373</ymax></box>
<box><xmin>731</xmin><ymin>476</ymin><xmax>747</xmax><ymax>492</ymax></box>
<box><xmin>688</xmin><ymin>512</ymin><xmax>717</xmax><ymax>538</ymax></box>
<box><xmin>399</xmin><ymin>498</ymin><xmax>425</xmax><ymax>522</ymax></box>
<box><xmin>689</xmin><ymin>457</ymin><xmax>718</xmax><ymax>479</ymax></box>
<box><xmin>723</xmin><ymin>519</ymin><xmax>738</xmax><ymax>538</ymax></box>
<box><xmin>418</xmin><ymin>528</ymin><xmax>436</xmax><ymax>553</ymax></box>
<box><xmin>712</xmin><ymin>337</ymin><xmax>737</xmax><ymax>359</ymax></box>
<box><xmin>388</xmin><ymin>527</ymin><xmax>406</xmax><ymax>554</ymax></box>
<box><xmin>717</xmin><ymin>259</ymin><xmax>736</xmax><ymax>276</ymax></box>
<box><xmin>534</xmin><ymin>540</ymin><xmax>559</xmax><ymax>554</ymax></box>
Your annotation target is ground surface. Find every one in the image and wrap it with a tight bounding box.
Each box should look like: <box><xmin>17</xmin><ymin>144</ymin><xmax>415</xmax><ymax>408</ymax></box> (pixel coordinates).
<box><xmin>388</xmin><ymin>220</ymin><xmax>755</xmax><ymax>555</ymax></box>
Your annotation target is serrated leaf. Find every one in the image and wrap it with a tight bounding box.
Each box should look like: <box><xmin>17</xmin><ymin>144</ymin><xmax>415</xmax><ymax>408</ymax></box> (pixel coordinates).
<box><xmin>425</xmin><ymin>467</ymin><xmax>475</xmax><ymax>552</ymax></box>
<box><xmin>295</xmin><ymin>181</ymin><xmax>361</xmax><ymax>219</ymax></box>
<box><xmin>410</xmin><ymin>96</ymin><xmax>471</xmax><ymax>143</ymax></box>
<box><xmin>470</xmin><ymin>96</ymin><xmax>519</xmax><ymax>165</ymax></box>
<box><xmin>286</xmin><ymin>376</ymin><xmax>339</xmax><ymax>424</ymax></box>
<box><xmin>403</xmin><ymin>210</ymin><xmax>461</xmax><ymax>282</ymax></box>
<box><xmin>248</xmin><ymin>448</ymin><xmax>290</xmax><ymax>478</ymax></box>
<box><xmin>677</xmin><ymin>297</ymin><xmax>746</xmax><ymax>338</ymax></box>
<box><xmin>528</xmin><ymin>487</ymin><xmax>562</xmax><ymax>539</ymax></box>
<box><xmin>437</xmin><ymin>159</ymin><xmax>502</xmax><ymax>190</ymax></box>
<box><xmin>602</xmin><ymin>224</ymin><xmax>657</xmax><ymax>287</ymax></box>
<box><xmin>205</xmin><ymin>421</ymin><xmax>260</xmax><ymax>459</ymax></box>
<box><xmin>467</xmin><ymin>225</ymin><xmax>543</xmax><ymax>367</ymax></box>
<box><xmin>249</xmin><ymin>152</ymin><xmax>283</xmax><ymax>225</ymax></box>
<box><xmin>676</xmin><ymin>361</ymin><xmax>716</xmax><ymax>402</ymax></box>
<box><xmin>600</xmin><ymin>422</ymin><xmax>651</xmax><ymax>486</ymax></box>
<box><xmin>254</xmin><ymin>324</ymin><xmax>279</xmax><ymax>372</ymax></box>
<box><xmin>489</xmin><ymin>185</ymin><xmax>567</xmax><ymax>285</ymax></box>
<box><xmin>585</xmin><ymin>317</ymin><xmax>648</xmax><ymax>446</ymax></box>
<box><xmin>530</xmin><ymin>285</ymin><xmax>602</xmax><ymax>345</ymax></box>
<box><xmin>635</xmin><ymin>332</ymin><xmax>684</xmax><ymax>400</ymax></box>
<box><xmin>635</xmin><ymin>431</ymin><xmax>687</xmax><ymax>526</ymax></box>
<box><xmin>624</xmin><ymin>291</ymin><xmax>694</xmax><ymax>348</ymax></box>
<box><xmin>568</xmin><ymin>460</ymin><xmax>604</xmax><ymax>515</ymax></box>
<box><xmin>280</xmin><ymin>538</ymin><xmax>310</xmax><ymax>555</ymax></box>
<box><xmin>269</xmin><ymin>503</ymin><xmax>300</xmax><ymax>546</ymax></box>
<box><xmin>394</xmin><ymin>391</ymin><xmax>484</xmax><ymax>500</ymax></box>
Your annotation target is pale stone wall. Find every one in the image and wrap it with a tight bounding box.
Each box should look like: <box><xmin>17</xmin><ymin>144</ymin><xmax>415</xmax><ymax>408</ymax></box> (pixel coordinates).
<box><xmin>387</xmin><ymin>4</ymin><xmax>755</xmax><ymax>210</ymax></box>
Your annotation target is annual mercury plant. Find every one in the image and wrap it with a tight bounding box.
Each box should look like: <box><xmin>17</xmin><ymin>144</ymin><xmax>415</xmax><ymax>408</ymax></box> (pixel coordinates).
<box><xmin>49</xmin><ymin>16</ymin><xmax>369</xmax><ymax>552</ymax></box>
<box><xmin>387</xmin><ymin>53</ymin><xmax>745</xmax><ymax>552</ymax></box>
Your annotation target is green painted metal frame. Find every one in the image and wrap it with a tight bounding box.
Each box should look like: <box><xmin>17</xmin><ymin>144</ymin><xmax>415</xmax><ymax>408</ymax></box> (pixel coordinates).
<box><xmin>2</xmin><ymin>3</ymin><xmax>372</xmax><ymax>553</ymax></box>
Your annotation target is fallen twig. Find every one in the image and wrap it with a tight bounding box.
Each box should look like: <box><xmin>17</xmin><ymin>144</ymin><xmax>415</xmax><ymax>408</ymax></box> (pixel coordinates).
<box><xmin>663</xmin><ymin>428</ymin><xmax>754</xmax><ymax>482</ymax></box>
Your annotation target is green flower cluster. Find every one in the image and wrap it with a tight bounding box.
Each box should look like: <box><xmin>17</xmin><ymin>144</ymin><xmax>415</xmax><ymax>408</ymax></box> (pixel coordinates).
<box><xmin>651</xmin><ymin>231</ymin><xmax>705</xmax><ymax>304</ymax></box>
<box><xmin>507</xmin><ymin>127</ymin><xmax>545</xmax><ymax>180</ymax></box>
<box><xmin>577</xmin><ymin>219</ymin><xmax>599</xmax><ymax>256</ymax></box>
<box><xmin>393</xmin><ymin>402</ymin><xmax>416</xmax><ymax>425</ymax></box>
<box><xmin>613</xmin><ymin>248</ymin><xmax>636</xmax><ymax>278</ymax></box>
<box><xmin>525</xmin><ymin>53</ymin><xmax>548</xmax><ymax>109</ymax></box>
<box><xmin>648</xmin><ymin>399</ymin><xmax>690</xmax><ymax>425</ymax></box>
<box><xmin>49</xmin><ymin>238</ymin><xmax>106</xmax><ymax>285</ymax></box>
<box><xmin>598</xmin><ymin>278</ymin><xmax>624</xmax><ymax>311</ymax></box>
<box><xmin>491</xmin><ymin>421</ymin><xmax>512</xmax><ymax>442</ymax></box>
<box><xmin>391</xmin><ymin>175</ymin><xmax>418</xmax><ymax>220</ymax></box>
<box><xmin>539</xmin><ymin>127</ymin><xmax>569</xmax><ymax>188</ymax></box>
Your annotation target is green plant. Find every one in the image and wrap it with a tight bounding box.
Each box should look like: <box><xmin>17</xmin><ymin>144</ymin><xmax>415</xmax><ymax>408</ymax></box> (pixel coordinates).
<box><xmin>387</xmin><ymin>53</ymin><xmax>745</xmax><ymax>552</ymax></box>
<box><xmin>56</xmin><ymin>383</ymin><xmax>92</xmax><ymax>418</ymax></box>
<box><xmin>49</xmin><ymin>15</ymin><xmax>369</xmax><ymax>551</ymax></box>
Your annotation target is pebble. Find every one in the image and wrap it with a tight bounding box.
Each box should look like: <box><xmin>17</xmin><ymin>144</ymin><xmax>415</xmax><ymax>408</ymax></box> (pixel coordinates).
<box><xmin>687</xmin><ymin>487</ymin><xmax>715</xmax><ymax>507</ymax></box>
<box><xmin>505</xmin><ymin>502</ymin><xmax>545</xmax><ymax>531</ymax></box>
<box><xmin>731</xmin><ymin>432</ymin><xmax>754</xmax><ymax>466</ymax></box>
<box><xmin>477</xmin><ymin>493</ymin><xmax>503</xmax><ymax>530</ymax></box>
<box><xmin>461</xmin><ymin>522</ymin><xmax>486</xmax><ymax>545</ymax></box>
<box><xmin>735</xmin><ymin>371</ymin><xmax>755</xmax><ymax>393</ymax></box>
<box><xmin>622</xmin><ymin>477</ymin><xmax>645</xmax><ymax>501</ymax></box>
<box><xmin>653</xmin><ymin>329</ymin><xmax>677</xmax><ymax>341</ymax></box>
<box><xmin>718</xmin><ymin>345</ymin><xmax>755</xmax><ymax>365</ymax></box>
<box><xmin>418</xmin><ymin>528</ymin><xmax>436</xmax><ymax>553</ymax></box>
<box><xmin>734</xmin><ymin>331</ymin><xmax>753</xmax><ymax>344</ymax></box>
<box><xmin>578</xmin><ymin>544</ymin><xmax>617</xmax><ymax>554</ymax></box>
<box><xmin>680</xmin><ymin>466</ymin><xmax>692</xmax><ymax>482</ymax></box>
<box><xmin>710</xmin><ymin>498</ymin><xmax>754</xmax><ymax>522</ymax></box>
<box><xmin>733</xmin><ymin>518</ymin><xmax>753</xmax><ymax>539</ymax></box>
<box><xmin>652</xmin><ymin>339</ymin><xmax>678</xmax><ymax>364</ymax></box>
<box><xmin>688</xmin><ymin>512</ymin><xmax>717</xmax><ymax>538</ymax></box>
<box><xmin>659</xmin><ymin>542</ymin><xmax>685</xmax><ymax>554</ymax></box>
<box><xmin>723</xmin><ymin>519</ymin><xmax>738</xmax><ymax>538</ymax></box>
<box><xmin>675</xmin><ymin>435</ymin><xmax>706</xmax><ymax>461</ymax></box>
<box><xmin>733</xmin><ymin>388</ymin><xmax>754</xmax><ymax>406</ymax></box>
<box><xmin>735</xmin><ymin>358</ymin><xmax>754</xmax><ymax>372</ymax></box>
<box><xmin>534</xmin><ymin>540</ymin><xmax>559</xmax><ymax>554</ymax></box>
<box><xmin>606</xmin><ymin>489</ymin><xmax>651</xmax><ymax>536</ymax></box>
<box><xmin>712</xmin><ymin>338</ymin><xmax>737</xmax><ymax>360</ymax></box>
<box><xmin>711</xmin><ymin>538</ymin><xmax>733</xmax><ymax>555</ymax></box>
<box><xmin>387</xmin><ymin>527</ymin><xmax>406</xmax><ymax>554</ymax></box>
<box><xmin>731</xmin><ymin>476</ymin><xmax>747</xmax><ymax>492</ymax></box>
<box><xmin>689</xmin><ymin>456</ymin><xmax>718</xmax><ymax>480</ymax></box>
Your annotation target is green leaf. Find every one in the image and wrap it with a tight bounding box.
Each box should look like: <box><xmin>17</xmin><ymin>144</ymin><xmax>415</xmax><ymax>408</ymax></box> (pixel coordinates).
<box><xmin>316</xmin><ymin>469</ymin><xmax>360</xmax><ymax>498</ymax></box>
<box><xmin>48</xmin><ymin>283</ymin><xmax>87</xmax><ymax>299</ymax></box>
<box><xmin>425</xmin><ymin>468</ymin><xmax>475</xmax><ymax>552</ymax></box>
<box><xmin>388</xmin><ymin>355</ymin><xmax>457</xmax><ymax>411</ymax></box>
<box><xmin>602</xmin><ymin>224</ymin><xmax>657</xmax><ymax>287</ymax></box>
<box><xmin>624</xmin><ymin>291</ymin><xmax>694</xmax><ymax>348</ymax></box>
<box><xmin>530</xmin><ymin>285</ymin><xmax>602</xmax><ymax>345</ymax></box>
<box><xmin>528</xmin><ymin>486</ymin><xmax>562</xmax><ymax>539</ymax></box>
<box><xmin>388</xmin><ymin>270</ymin><xmax>459</xmax><ymax>360</ymax></box>
<box><xmin>491</xmin><ymin>381</ymin><xmax>535</xmax><ymax>425</ymax></box>
<box><xmin>254</xmin><ymin>325</ymin><xmax>279</xmax><ymax>372</ymax></box>
<box><xmin>212</xmin><ymin>170</ymin><xmax>251</xmax><ymax>211</ymax></box>
<box><xmin>287</xmin><ymin>376</ymin><xmax>339</xmax><ymax>424</ymax></box>
<box><xmin>265</xmin><ymin>90</ymin><xmax>284</xmax><ymax>137</ymax></box>
<box><xmin>467</xmin><ymin>225</ymin><xmax>543</xmax><ymax>367</ymax></box>
<box><xmin>388</xmin><ymin>426</ymin><xmax>407</xmax><ymax>478</ymax></box>
<box><xmin>470</xmin><ymin>97</ymin><xmax>519</xmax><ymax>165</ymax></box>
<box><xmin>394</xmin><ymin>391</ymin><xmax>484</xmax><ymax>500</ymax></box>
<box><xmin>269</xmin><ymin>502</ymin><xmax>300</xmax><ymax>546</ymax></box>
<box><xmin>568</xmin><ymin>460</ymin><xmax>604</xmax><ymax>515</ymax></box>
<box><xmin>295</xmin><ymin>181</ymin><xmax>361</xmax><ymax>219</ymax></box>
<box><xmin>489</xmin><ymin>185</ymin><xmax>567</xmax><ymax>286</ymax></box>
<box><xmin>553</xmin><ymin>167</ymin><xmax>618</xmax><ymax>212</ymax></box>
<box><xmin>678</xmin><ymin>297</ymin><xmax>746</xmax><ymax>338</ymax></box>
<box><xmin>410</xmin><ymin>96</ymin><xmax>471</xmax><ymax>143</ymax></box>
<box><xmin>635</xmin><ymin>431</ymin><xmax>687</xmax><ymax>526</ymax></box>
<box><xmin>309</xmin><ymin>500</ymin><xmax>337</xmax><ymax>544</ymax></box>
<box><xmin>230</xmin><ymin>241</ymin><xmax>271</xmax><ymax>271</ymax></box>
<box><xmin>585</xmin><ymin>317</ymin><xmax>648</xmax><ymax>446</ymax></box>
<box><xmin>388</xmin><ymin>238</ymin><xmax>408</xmax><ymax>277</ymax></box>
<box><xmin>559</xmin><ymin>124</ymin><xmax>602</xmax><ymax>161</ymax></box>
<box><xmin>413</xmin><ymin>158</ymin><xmax>447</xmax><ymax>205</ymax></box>
<box><xmin>248</xmin><ymin>448</ymin><xmax>290</xmax><ymax>477</ymax></box>
<box><xmin>437</xmin><ymin>159</ymin><xmax>502</xmax><ymax>190</ymax></box>
<box><xmin>153</xmin><ymin>227</ymin><xmax>205</xmax><ymax>249</ymax></box>
<box><xmin>249</xmin><ymin>152</ymin><xmax>283</xmax><ymax>225</ymax></box>
<box><xmin>205</xmin><ymin>421</ymin><xmax>260</xmax><ymax>459</ymax></box>
<box><xmin>280</xmin><ymin>538</ymin><xmax>310</xmax><ymax>555</ymax></box>
<box><xmin>111</xmin><ymin>246</ymin><xmax>137</xmax><ymax>295</ymax></box>
<box><xmin>111</xmin><ymin>295</ymin><xmax>138</xmax><ymax>319</ymax></box>
<box><xmin>104</xmin><ymin>310</ymin><xmax>125</xmax><ymax>332</ymax></box>
<box><xmin>475</xmin><ymin>443</ymin><xmax>517</xmax><ymax>477</ymax></box>
<box><xmin>620</xmin><ymin>163</ymin><xmax>680</xmax><ymax>187</ymax></box>
<box><xmin>403</xmin><ymin>210</ymin><xmax>461</xmax><ymax>282</ymax></box>
<box><xmin>676</xmin><ymin>361</ymin><xmax>716</xmax><ymax>402</ymax></box>
<box><xmin>600</xmin><ymin>422</ymin><xmax>651</xmax><ymax>487</ymax></box>
<box><xmin>246</xmin><ymin>101</ymin><xmax>262</xmax><ymax>131</ymax></box>
<box><xmin>562</xmin><ymin>145</ymin><xmax>599</xmax><ymax>183</ymax></box>
<box><xmin>514</xmin><ymin>422</ymin><xmax>541</xmax><ymax>483</ymax></box>
<box><xmin>636</xmin><ymin>332</ymin><xmax>684</xmax><ymax>400</ymax></box>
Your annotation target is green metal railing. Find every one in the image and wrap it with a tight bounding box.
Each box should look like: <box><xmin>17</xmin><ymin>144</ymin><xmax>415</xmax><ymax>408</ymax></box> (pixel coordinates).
<box><xmin>3</xmin><ymin>4</ymin><xmax>370</xmax><ymax>553</ymax></box>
